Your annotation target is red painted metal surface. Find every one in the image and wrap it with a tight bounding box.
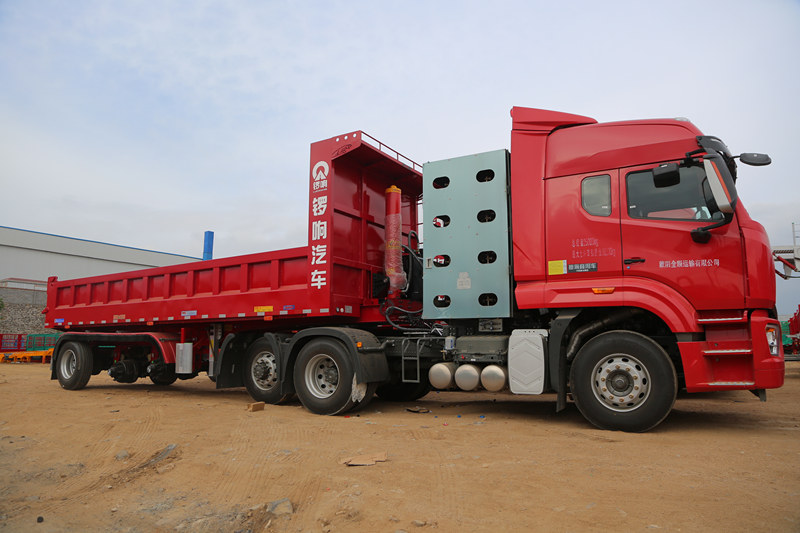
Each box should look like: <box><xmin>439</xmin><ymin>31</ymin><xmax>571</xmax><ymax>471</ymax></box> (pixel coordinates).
<box><xmin>737</xmin><ymin>205</ymin><xmax>777</xmax><ymax>310</ymax></box>
<box><xmin>511</xmin><ymin>109</ymin><xmax>776</xmax><ymax>314</ymax></box>
<box><xmin>44</xmin><ymin>131</ymin><xmax>422</xmax><ymax>332</ymax></box>
<box><xmin>545</xmin><ymin>120</ymin><xmax>703</xmax><ymax>178</ymax></box>
<box><xmin>544</xmin><ymin>170</ymin><xmax>622</xmax><ymax>283</ymax></box>
<box><xmin>681</xmin><ymin>310</ymin><xmax>784</xmax><ymax>392</ymax></box>
<box><xmin>509</xmin><ymin>107</ymin><xmax>596</xmax><ymax>283</ymax></box>
<box><xmin>618</xmin><ymin>162</ymin><xmax>746</xmax><ymax>311</ymax></box>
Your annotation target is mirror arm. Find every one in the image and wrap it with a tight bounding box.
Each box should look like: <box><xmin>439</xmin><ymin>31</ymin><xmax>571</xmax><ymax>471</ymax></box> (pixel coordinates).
<box><xmin>691</xmin><ymin>214</ymin><xmax>733</xmax><ymax>244</ymax></box>
<box><xmin>684</xmin><ymin>148</ymin><xmax>704</xmax><ymax>163</ymax></box>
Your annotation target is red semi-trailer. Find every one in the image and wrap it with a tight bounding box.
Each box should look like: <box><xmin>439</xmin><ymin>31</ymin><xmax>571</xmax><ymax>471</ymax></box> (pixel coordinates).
<box><xmin>44</xmin><ymin>107</ymin><xmax>784</xmax><ymax>431</ymax></box>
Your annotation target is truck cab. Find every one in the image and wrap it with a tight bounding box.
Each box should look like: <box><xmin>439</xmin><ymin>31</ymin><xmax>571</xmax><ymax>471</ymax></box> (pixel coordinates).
<box><xmin>508</xmin><ymin>108</ymin><xmax>783</xmax><ymax>428</ymax></box>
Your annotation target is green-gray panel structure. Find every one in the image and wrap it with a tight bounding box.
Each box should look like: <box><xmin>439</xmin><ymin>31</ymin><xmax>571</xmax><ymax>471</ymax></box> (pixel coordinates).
<box><xmin>422</xmin><ymin>149</ymin><xmax>512</xmax><ymax>319</ymax></box>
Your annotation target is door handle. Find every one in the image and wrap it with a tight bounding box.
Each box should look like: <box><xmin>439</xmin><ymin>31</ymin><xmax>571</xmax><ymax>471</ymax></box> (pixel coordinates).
<box><xmin>624</xmin><ymin>257</ymin><xmax>646</xmax><ymax>265</ymax></box>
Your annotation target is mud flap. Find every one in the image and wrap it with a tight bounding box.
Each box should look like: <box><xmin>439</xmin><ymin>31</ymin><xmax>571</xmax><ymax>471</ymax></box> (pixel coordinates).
<box><xmin>351</xmin><ymin>376</ymin><xmax>368</xmax><ymax>402</ymax></box>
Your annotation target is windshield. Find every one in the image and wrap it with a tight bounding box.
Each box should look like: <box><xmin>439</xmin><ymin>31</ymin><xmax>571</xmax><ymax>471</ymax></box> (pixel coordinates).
<box><xmin>627</xmin><ymin>165</ymin><xmax>722</xmax><ymax>221</ymax></box>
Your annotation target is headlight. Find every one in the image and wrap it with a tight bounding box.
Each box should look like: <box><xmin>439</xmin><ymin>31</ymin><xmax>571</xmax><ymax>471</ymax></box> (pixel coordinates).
<box><xmin>765</xmin><ymin>326</ymin><xmax>780</xmax><ymax>357</ymax></box>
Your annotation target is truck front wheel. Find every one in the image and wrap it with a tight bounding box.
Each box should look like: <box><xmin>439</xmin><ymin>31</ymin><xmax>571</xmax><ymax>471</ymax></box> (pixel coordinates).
<box><xmin>569</xmin><ymin>331</ymin><xmax>677</xmax><ymax>432</ymax></box>
<box><xmin>243</xmin><ymin>339</ymin><xmax>292</xmax><ymax>404</ymax></box>
<box><xmin>294</xmin><ymin>338</ymin><xmax>367</xmax><ymax>415</ymax></box>
<box><xmin>56</xmin><ymin>341</ymin><xmax>93</xmax><ymax>390</ymax></box>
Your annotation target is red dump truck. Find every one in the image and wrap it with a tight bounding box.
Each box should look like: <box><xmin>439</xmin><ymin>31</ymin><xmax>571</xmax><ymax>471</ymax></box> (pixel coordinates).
<box><xmin>44</xmin><ymin>107</ymin><xmax>784</xmax><ymax>431</ymax></box>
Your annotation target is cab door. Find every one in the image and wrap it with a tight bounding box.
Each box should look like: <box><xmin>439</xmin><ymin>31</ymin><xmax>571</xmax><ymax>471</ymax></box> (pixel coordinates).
<box><xmin>545</xmin><ymin>171</ymin><xmax>622</xmax><ymax>283</ymax></box>
<box><xmin>619</xmin><ymin>163</ymin><xmax>745</xmax><ymax>310</ymax></box>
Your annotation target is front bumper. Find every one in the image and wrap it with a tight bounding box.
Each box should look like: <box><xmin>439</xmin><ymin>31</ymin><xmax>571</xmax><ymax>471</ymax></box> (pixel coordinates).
<box><xmin>679</xmin><ymin>310</ymin><xmax>784</xmax><ymax>392</ymax></box>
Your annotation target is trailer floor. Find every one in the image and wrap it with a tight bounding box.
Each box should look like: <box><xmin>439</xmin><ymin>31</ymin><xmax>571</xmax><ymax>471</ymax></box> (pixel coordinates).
<box><xmin>1</xmin><ymin>363</ymin><xmax>799</xmax><ymax>532</ymax></box>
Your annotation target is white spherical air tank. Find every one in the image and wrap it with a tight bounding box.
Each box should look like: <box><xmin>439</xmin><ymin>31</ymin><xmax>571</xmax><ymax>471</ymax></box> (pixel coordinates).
<box><xmin>480</xmin><ymin>365</ymin><xmax>508</xmax><ymax>392</ymax></box>
<box><xmin>454</xmin><ymin>364</ymin><xmax>481</xmax><ymax>391</ymax></box>
<box><xmin>428</xmin><ymin>362</ymin><xmax>457</xmax><ymax>390</ymax></box>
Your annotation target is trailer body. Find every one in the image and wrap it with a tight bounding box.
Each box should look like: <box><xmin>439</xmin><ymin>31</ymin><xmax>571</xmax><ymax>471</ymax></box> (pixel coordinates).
<box><xmin>45</xmin><ymin>108</ymin><xmax>784</xmax><ymax>431</ymax></box>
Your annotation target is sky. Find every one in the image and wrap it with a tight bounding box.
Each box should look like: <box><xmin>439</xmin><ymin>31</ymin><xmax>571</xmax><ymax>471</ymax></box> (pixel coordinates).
<box><xmin>0</xmin><ymin>0</ymin><xmax>799</xmax><ymax>313</ymax></box>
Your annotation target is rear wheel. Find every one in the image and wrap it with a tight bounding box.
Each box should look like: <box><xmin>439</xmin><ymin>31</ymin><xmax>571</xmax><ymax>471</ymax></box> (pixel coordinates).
<box><xmin>569</xmin><ymin>331</ymin><xmax>677</xmax><ymax>432</ymax></box>
<box><xmin>56</xmin><ymin>341</ymin><xmax>93</xmax><ymax>390</ymax></box>
<box><xmin>349</xmin><ymin>383</ymin><xmax>379</xmax><ymax>413</ymax></box>
<box><xmin>244</xmin><ymin>339</ymin><xmax>292</xmax><ymax>404</ymax></box>
<box><xmin>293</xmin><ymin>338</ymin><xmax>370</xmax><ymax>415</ymax></box>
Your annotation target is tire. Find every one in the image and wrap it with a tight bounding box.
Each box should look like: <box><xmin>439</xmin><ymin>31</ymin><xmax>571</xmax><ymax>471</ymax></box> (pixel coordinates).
<box><xmin>349</xmin><ymin>383</ymin><xmax>379</xmax><ymax>413</ymax></box>
<box><xmin>149</xmin><ymin>370</ymin><xmax>177</xmax><ymax>386</ymax></box>
<box><xmin>244</xmin><ymin>339</ymin><xmax>292</xmax><ymax>404</ymax></box>
<box><xmin>569</xmin><ymin>331</ymin><xmax>677</xmax><ymax>432</ymax></box>
<box><xmin>375</xmin><ymin>380</ymin><xmax>431</xmax><ymax>402</ymax></box>
<box><xmin>56</xmin><ymin>341</ymin><xmax>93</xmax><ymax>390</ymax></box>
<box><xmin>293</xmin><ymin>338</ymin><xmax>367</xmax><ymax>415</ymax></box>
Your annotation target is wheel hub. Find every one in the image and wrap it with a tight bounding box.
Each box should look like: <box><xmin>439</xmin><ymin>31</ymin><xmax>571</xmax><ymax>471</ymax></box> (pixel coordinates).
<box><xmin>591</xmin><ymin>354</ymin><xmax>651</xmax><ymax>412</ymax></box>
<box><xmin>252</xmin><ymin>352</ymin><xmax>278</xmax><ymax>390</ymax></box>
<box><xmin>607</xmin><ymin>371</ymin><xmax>633</xmax><ymax>395</ymax></box>
<box><xmin>60</xmin><ymin>350</ymin><xmax>77</xmax><ymax>379</ymax></box>
<box><xmin>305</xmin><ymin>353</ymin><xmax>339</xmax><ymax>398</ymax></box>
<box><xmin>253</xmin><ymin>361</ymin><xmax>271</xmax><ymax>380</ymax></box>
<box><xmin>322</xmin><ymin>366</ymin><xmax>338</xmax><ymax>384</ymax></box>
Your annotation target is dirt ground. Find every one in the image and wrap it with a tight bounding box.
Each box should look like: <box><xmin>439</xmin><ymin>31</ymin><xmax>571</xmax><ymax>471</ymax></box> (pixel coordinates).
<box><xmin>1</xmin><ymin>362</ymin><xmax>799</xmax><ymax>533</ymax></box>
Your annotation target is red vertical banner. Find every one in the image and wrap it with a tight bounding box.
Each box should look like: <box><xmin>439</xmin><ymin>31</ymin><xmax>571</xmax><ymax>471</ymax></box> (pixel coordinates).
<box><xmin>307</xmin><ymin>142</ymin><xmax>332</xmax><ymax>313</ymax></box>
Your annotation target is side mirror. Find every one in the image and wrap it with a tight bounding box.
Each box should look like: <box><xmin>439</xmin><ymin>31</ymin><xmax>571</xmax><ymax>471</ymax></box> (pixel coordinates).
<box><xmin>703</xmin><ymin>157</ymin><xmax>734</xmax><ymax>214</ymax></box>
<box><xmin>653</xmin><ymin>162</ymin><xmax>680</xmax><ymax>188</ymax></box>
<box><xmin>738</xmin><ymin>153</ymin><xmax>771</xmax><ymax>166</ymax></box>
<box><xmin>691</xmin><ymin>228</ymin><xmax>712</xmax><ymax>244</ymax></box>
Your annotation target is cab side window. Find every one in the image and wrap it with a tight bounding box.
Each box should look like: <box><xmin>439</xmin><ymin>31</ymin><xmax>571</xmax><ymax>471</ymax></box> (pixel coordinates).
<box><xmin>581</xmin><ymin>175</ymin><xmax>611</xmax><ymax>217</ymax></box>
<box><xmin>626</xmin><ymin>166</ymin><xmax>714</xmax><ymax>220</ymax></box>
